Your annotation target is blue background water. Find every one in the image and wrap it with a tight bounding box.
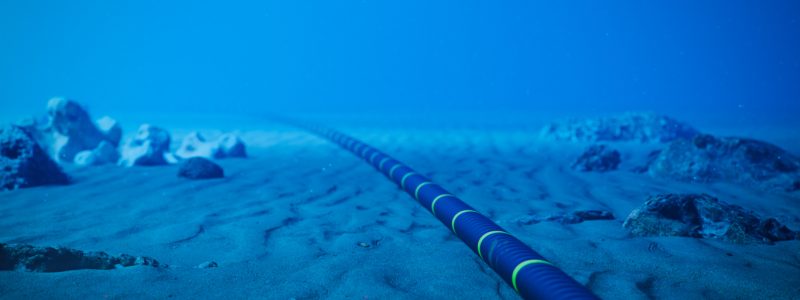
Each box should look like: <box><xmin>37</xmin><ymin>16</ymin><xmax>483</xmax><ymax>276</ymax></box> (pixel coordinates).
<box><xmin>2</xmin><ymin>1</ymin><xmax>799</xmax><ymax>127</ymax></box>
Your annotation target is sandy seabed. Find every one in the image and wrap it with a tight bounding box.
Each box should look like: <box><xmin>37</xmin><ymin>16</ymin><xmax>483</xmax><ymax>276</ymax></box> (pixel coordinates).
<box><xmin>1</xmin><ymin>116</ymin><xmax>798</xmax><ymax>299</ymax></box>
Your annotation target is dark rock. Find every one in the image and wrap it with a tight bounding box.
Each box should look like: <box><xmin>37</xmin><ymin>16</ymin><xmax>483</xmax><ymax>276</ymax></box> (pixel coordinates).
<box><xmin>119</xmin><ymin>124</ymin><xmax>173</xmax><ymax>167</ymax></box>
<box><xmin>0</xmin><ymin>243</ymin><xmax>163</xmax><ymax>272</ymax></box>
<box><xmin>178</xmin><ymin>157</ymin><xmax>224</xmax><ymax>179</ymax></box>
<box><xmin>1</xmin><ymin>126</ymin><xmax>69</xmax><ymax>190</ymax></box>
<box><xmin>572</xmin><ymin>145</ymin><xmax>621</xmax><ymax>172</ymax></box>
<box><xmin>540</xmin><ymin>112</ymin><xmax>699</xmax><ymax>143</ymax></box>
<box><xmin>647</xmin><ymin>134</ymin><xmax>800</xmax><ymax>192</ymax></box>
<box><xmin>555</xmin><ymin>210</ymin><xmax>615</xmax><ymax>224</ymax></box>
<box><xmin>518</xmin><ymin>210</ymin><xmax>615</xmax><ymax>225</ymax></box>
<box><xmin>574</xmin><ymin>210</ymin><xmax>616</xmax><ymax>221</ymax></box>
<box><xmin>623</xmin><ymin>193</ymin><xmax>799</xmax><ymax>244</ymax></box>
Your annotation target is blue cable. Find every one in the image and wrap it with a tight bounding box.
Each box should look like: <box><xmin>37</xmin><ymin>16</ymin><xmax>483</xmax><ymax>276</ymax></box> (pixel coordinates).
<box><xmin>298</xmin><ymin>122</ymin><xmax>598</xmax><ymax>300</ymax></box>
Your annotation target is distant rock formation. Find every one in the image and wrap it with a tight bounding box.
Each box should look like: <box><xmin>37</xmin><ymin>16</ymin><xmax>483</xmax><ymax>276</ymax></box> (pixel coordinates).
<box><xmin>119</xmin><ymin>124</ymin><xmax>174</xmax><ymax>167</ymax></box>
<box><xmin>1</xmin><ymin>126</ymin><xmax>69</xmax><ymax>190</ymax></box>
<box><xmin>16</xmin><ymin>98</ymin><xmax>122</xmax><ymax>165</ymax></box>
<box><xmin>623</xmin><ymin>193</ymin><xmax>799</xmax><ymax>244</ymax></box>
<box><xmin>572</xmin><ymin>145</ymin><xmax>621</xmax><ymax>172</ymax></box>
<box><xmin>178</xmin><ymin>157</ymin><xmax>224</xmax><ymax>179</ymax></box>
<box><xmin>540</xmin><ymin>112</ymin><xmax>699</xmax><ymax>143</ymax></box>
<box><xmin>646</xmin><ymin>134</ymin><xmax>800</xmax><ymax>192</ymax></box>
<box><xmin>175</xmin><ymin>132</ymin><xmax>247</xmax><ymax>160</ymax></box>
<box><xmin>0</xmin><ymin>243</ymin><xmax>162</xmax><ymax>272</ymax></box>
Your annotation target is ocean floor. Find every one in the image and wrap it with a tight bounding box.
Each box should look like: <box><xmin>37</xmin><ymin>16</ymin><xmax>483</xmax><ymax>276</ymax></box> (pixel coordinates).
<box><xmin>1</xmin><ymin>114</ymin><xmax>799</xmax><ymax>299</ymax></box>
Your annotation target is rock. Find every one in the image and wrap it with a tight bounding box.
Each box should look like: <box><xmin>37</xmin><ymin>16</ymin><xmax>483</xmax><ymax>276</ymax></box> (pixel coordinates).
<box><xmin>572</xmin><ymin>145</ymin><xmax>621</xmax><ymax>172</ymax></box>
<box><xmin>175</xmin><ymin>132</ymin><xmax>247</xmax><ymax>159</ymax></box>
<box><xmin>550</xmin><ymin>210</ymin><xmax>615</xmax><ymax>224</ymax></box>
<box><xmin>96</xmin><ymin>116</ymin><xmax>122</xmax><ymax>147</ymax></box>
<box><xmin>74</xmin><ymin>141</ymin><xmax>119</xmax><ymax>166</ymax></box>
<box><xmin>216</xmin><ymin>133</ymin><xmax>246</xmax><ymax>158</ymax></box>
<box><xmin>540</xmin><ymin>112</ymin><xmax>699</xmax><ymax>143</ymax></box>
<box><xmin>119</xmin><ymin>124</ymin><xmax>172</xmax><ymax>167</ymax></box>
<box><xmin>623</xmin><ymin>193</ymin><xmax>799</xmax><ymax>244</ymax></box>
<box><xmin>175</xmin><ymin>132</ymin><xmax>217</xmax><ymax>159</ymax></box>
<box><xmin>196</xmin><ymin>261</ymin><xmax>218</xmax><ymax>269</ymax></box>
<box><xmin>178</xmin><ymin>157</ymin><xmax>224</xmax><ymax>179</ymax></box>
<box><xmin>515</xmin><ymin>210</ymin><xmax>615</xmax><ymax>225</ymax></box>
<box><xmin>0</xmin><ymin>243</ymin><xmax>163</xmax><ymax>272</ymax></box>
<box><xmin>46</xmin><ymin>98</ymin><xmax>109</xmax><ymax>162</ymax></box>
<box><xmin>647</xmin><ymin>134</ymin><xmax>800</xmax><ymax>192</ymax></box>
<box><xmin>1</xmin><ymin>126</ymin><xmax>69</xmax><ymax>190</ymax></box>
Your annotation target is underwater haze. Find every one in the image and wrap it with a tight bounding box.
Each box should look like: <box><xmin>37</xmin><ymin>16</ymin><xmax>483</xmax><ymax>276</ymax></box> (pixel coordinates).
<box><xmin>3</xmin><ymin>1</ymin><xmax>800</xmax><ymax>123</ymax></box>
<box><xmin>1</xmin><ymin>1</ymin><xmax>800</xmax><ymax>300</ymax></box>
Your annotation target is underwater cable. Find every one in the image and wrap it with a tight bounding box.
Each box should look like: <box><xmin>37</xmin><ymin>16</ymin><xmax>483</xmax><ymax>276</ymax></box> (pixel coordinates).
<box><xmin>294</xmin><ymin>121</ymin><xmax>598</xmax><ymax>300</ymax></box>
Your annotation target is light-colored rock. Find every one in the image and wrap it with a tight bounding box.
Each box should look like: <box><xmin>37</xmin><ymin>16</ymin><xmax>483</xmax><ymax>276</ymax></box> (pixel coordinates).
<box><xmin>175</xmin><ymin>132</ymin><xmax>217</xmax><ymax>159</ymax></box>
<box><xmin>96</xmin><ymin>116</ymin><xmax>122</xmax><ymax>147</ymax></box>
<box><xmin>174</xmin><ymin>132</ymin><xmax>247</xmax><ymax>159</ymax></box>
<box><xmin>119</xmin><ymin>124</ymin><xmax>172</xmax><ymax>167</ymax></box>
<box><xmin>74</xmin><ymin>141</ymin><xmax>119</xmax><ymax>166</ymax></box>
<box><xmin>216</xmin><ymin>133</ymin><xmax>246</xmax><ymax>158</ymax></box>
<box><xmin>45</xmin><ymin>98</ymin><xmax>108</xmax><ymax>162</ymax></box>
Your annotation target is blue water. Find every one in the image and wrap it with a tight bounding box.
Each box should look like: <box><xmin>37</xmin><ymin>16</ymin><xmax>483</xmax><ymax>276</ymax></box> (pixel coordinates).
<box><xmin>2</xmin><ymin>1</ymin><xmax>799</xmax><ymax>127</ymax></box>
<box><xmin>2</xmin><ymin>2</ymin><xmax>800</xmax><ymax>299</ymax></box>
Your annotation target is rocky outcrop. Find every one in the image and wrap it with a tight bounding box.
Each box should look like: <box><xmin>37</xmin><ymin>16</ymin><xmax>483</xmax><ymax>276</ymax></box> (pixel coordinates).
<box><xmin>16</xmin><ymin>98</ymin><xmax>122</xmax><ymax>165</ymax></box>
<box><xmin>1</xmin><ymin>126</ymin><xmax>69</xmax><ymax>190</ymax></box>
<box><xmin>540</xmin><ymin>112</ymin><xmax>699</xmax><ymax>143</ymax></box>
<box><xmin>119</xmin><ymin>124</ymin><xmax>173</xmax><ymax>167</ymax></box>
<box><xmin>623</xmin><ymin>193</ymin><xmax>799</xmax><ymax>244</ymax></box>
<box><xmin>647</xmin><ymin>134</ymin><xmax>800</xmax><ymax>192</ymax></box>
<box><xmin>178</xmin><ymin>157</ymin><xmax>224</xmax><ymax>179</ymax></box>
<box><xmin>0</xmin><ymin>243</ymin><xmax>162</xmax><ymax>272</ymax></box>
<box><xmin>175</xmin><ymin>132</ymin><xmax>247</xmax><ymax>160</ymax></box>
<box><xmin>572</xmin><ymin>145</ymin><xmax>621</xmax><ymax>172</ymax></box>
